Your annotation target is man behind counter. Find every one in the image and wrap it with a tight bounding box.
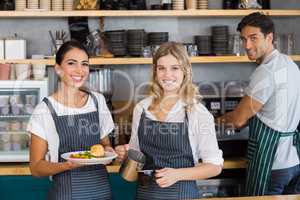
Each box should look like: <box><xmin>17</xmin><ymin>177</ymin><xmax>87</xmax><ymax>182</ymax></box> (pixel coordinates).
<box><xmin>217</xmin><ymin>12</ymin><xmax>300</xmax><ymax>196</ymax></box>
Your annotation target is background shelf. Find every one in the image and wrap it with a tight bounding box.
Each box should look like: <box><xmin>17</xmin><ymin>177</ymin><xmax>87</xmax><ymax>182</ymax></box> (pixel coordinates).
<box><xmin>0</xmin><ymin>10</ymin><xmax>299</xmax><ymax>18</ymax></box>
<box><xmin>1</xmin><ymin>55</ymin><xmax>299</xmax><ymax>65</ymax></box>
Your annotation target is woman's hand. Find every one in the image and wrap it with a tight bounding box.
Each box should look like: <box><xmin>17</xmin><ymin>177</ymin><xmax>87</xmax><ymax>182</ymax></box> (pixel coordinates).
<box><xmin>63</xmin><ymin>161</ymin><xmax>83</xmax><ymax>170</ymax></box>
<box><xmin>115</xmin><ymin>144</ymin><xmax>129</xmax><ymax>162</ymax></box>
<box><xmin>155</xmin><ymin>168</ymin><xmax>180</xmax><ymax>188</ymax></box>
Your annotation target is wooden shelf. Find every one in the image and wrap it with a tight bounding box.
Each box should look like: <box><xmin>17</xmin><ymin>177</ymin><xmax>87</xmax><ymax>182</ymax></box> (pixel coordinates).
<box><xmin>97</xmin><ymin>10</ymin><xmax>300</xmax><ymax>17</ymax></box>
<box><xmin>0</xmin><ymin>59</ymin><xmax>54</xmax><ymax>65</ymax></box>
<box><xmin>1</xmin><ymin>55</ymin><xmax>300</xmax><ymax>65</ymax></box>
<box><xmin>0</xmin><ymin>10</ymin><xmax>299</xmax><ymax>18</ymax></box>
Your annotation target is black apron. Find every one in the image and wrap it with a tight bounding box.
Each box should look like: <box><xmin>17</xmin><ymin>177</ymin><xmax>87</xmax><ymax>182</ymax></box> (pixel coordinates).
<box><xmin>136</xmin><ymin>110</ymin><xmax>199</xmax><ymax>200</ymax></box>
<box><xmin>245</xmin><ymin>116</ymin><xmax>300</xmax><ymax>196</ymax></box>
<box><xmin>43</xmin><ymin>93</ymin><xmax>112</xmax><ymax>200</ymax></box>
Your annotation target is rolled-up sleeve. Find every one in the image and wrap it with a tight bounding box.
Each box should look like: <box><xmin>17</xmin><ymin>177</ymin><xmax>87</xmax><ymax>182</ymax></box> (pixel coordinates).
<box><xmin>96</xmin><ymin>93</ymin><xmax>115</xmax><ymax>139</ymax></box>
<box><xmin>128</xmin><ymin>104</ymin><xmax>143</xmax><ymax>151</ymax></box>
<box><xmin>245</xmin><ymin>65</ymin><xmax>274</xmax><ymax>105</ymax></box>
<box><xmin>191</xmin><ymin>106</ymin><xmax>224</xmax><ymax>166</ymax></box>
<box><xmin>27</xmin><ymin>103</ymin><xmax>50</xmax><ymax>140</ymax></box>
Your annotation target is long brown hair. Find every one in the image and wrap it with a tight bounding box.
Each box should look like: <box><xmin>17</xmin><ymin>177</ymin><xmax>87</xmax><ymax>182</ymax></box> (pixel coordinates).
<box><xmin>149</xmin><ymin>42</ymin><xmax>200</xmax><ymax>112</ymax></box>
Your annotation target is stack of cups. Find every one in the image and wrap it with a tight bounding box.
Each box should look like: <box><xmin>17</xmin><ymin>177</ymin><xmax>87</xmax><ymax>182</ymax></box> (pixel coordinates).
<box><xmin>186</xmin><ymin>0</ymin><xmax>197</xmax><ymax>9</ymax></box>
<box><xmin>32</xmin><ymin>64</ymin><xmax>46</xmax><ymax>80</ymax></box>
<box><xmin>15</xmin><ymin>0</ymin><xmax>27</xmax><ymax>11</ymax></box>
<box><xmin>0</xmin><ymin>64</ymin><xmax>11</xmax><ymax>80</ymax></box>
<box><xmin>52</xmin><ymin>0</ymin><xmax>63</xmax><ymax>11</ymax></box>
<box><xmin>32</xmin><ymin>55</ymin><xmax>46</xmax><ymax>80</ymax></box>
<box><xmin>27</xmin><ymin>0</ymin><xmax>39</xmax><ymax>9</ymax></box>
<box><xmin>40</xmin><ymin>0</ymin><xmax>51</xmax><ymax>10</ymax></box>
<box><xmin>172</xmin><ymin>0</ymin><xmax>184</xmax><ymax>10</ymax></box>
<box><xmin>64</xmin><ymin>0</ymin><xmax>74</xmax><ymax>10</ymax></box>
<box><xmin>197</xmin><ymin>0</ymin><xmax>208</xmax><ymax>9</ymax></box>
<box><xmin>14</xmin><ymin>64</ymin><xmax>31</xmax><ymax>80</ymax></box>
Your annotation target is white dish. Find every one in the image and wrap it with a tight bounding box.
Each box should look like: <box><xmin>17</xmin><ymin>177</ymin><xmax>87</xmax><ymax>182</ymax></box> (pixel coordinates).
<box><xmin>61</xmin><ymin>151</ymin><xmax>117</xmax><ymax>165</ymax></box>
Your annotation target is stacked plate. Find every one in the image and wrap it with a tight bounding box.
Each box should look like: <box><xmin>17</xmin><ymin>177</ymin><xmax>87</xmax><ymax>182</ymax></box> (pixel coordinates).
<box><xmin>147</xmin><ymin>32</ymin><xmax>169</xmax><ymax>46</ymax></box>
<box><xmin>64</xmin><ymin>0</ymin><xmax>74</xmax><ymax>10</ymax></box>
<box><xmin>211</xmin><ymin>26</ymin><xmax>229</xmax><ymax>55</ymax></box>
<box><xmin>105</xmin><ymin>30</ymin><xmax>127</xmax><ymax>57</ymax></box>
<box><xmin>15</xmin><ymin>0</ymin><xmax>26</xmax><ymax>11</ymax></box>
<box><xmin>52</xmin><ymin>0</ymin><xmax>63</xmax><ymax>11</ymax></box>
<box><xmin>127</xmin><ymin>29</ymin><xmax>147</xmax><ymax>56</ymax></box>
<box><xmin>197</xmin><ymin>0</ymin><xmax>208</xmax><ymax>9</ymax></box>
<box><xmin>27</xmin><ymin>0</ymin><xmax>39</xmax><ymax>9</ymax></box>
<box><xmin>194</xmin><ymin>35</ymin><xmax>212</xmax><ymax>55</ymax></box>
<box><xmin>40</xmin><ymin>0</ymin><xmax>51</xmax><ymax>10</ymax></box>
<box><xmin>186</xmin><ymin>0</ymin><xmax>197</xmax><ymax>9</ymax></box>
<box><xmin>172</xmin><ymin>0</ymin><xmax>184</xmax><ymax>10</ymax></box>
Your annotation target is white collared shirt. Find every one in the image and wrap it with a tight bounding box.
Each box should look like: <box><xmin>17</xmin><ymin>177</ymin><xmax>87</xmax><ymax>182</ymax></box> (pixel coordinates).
<box><xmin>129</xmin><ymin>96</ymin><xmax>224</xmax><ymax>166</ymax></box>
<box><xmin>27</xmin><ymin>91</ymin><xmax>115</xmax><ymax>163</ymax></box>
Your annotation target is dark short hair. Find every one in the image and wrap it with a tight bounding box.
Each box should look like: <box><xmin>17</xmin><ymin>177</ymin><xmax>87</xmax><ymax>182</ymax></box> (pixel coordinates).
<box><xmin>55</xmin><ymin>40</ymin><xmax>89</xmax><ymax>65</ymax></box>
<box><xmin>237</xmin><ymin>12</ymin><xmax>275</xmax><ymax>37</ymax></box>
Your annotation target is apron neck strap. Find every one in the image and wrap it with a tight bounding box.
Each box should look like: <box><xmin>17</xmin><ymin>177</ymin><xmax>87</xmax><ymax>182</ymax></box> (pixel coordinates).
<box><xmin>79</xmin><ymin>88</ymin><xmax>99</xmax><ymax>111</ymax></box>
<box><xmin>43</xmin><ymin>97</ymin><xmax>58</xmax><ymax>118</ymax></box>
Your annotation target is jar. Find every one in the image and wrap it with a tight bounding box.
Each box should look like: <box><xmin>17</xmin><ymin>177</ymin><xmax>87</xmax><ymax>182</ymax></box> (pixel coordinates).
<box><xmin>0</xmin><ymin>105</ymin><xmax>10</xmax><ymax>115</ymax></box>
<box><xmin>11</xmin><ymin>104</ymin><xmax>23</xmax><ymax>115</ymax></box>
<box><xmin>0</xmin><ymin>134</ymin><xmax>11</xmax><ymax>151</ymax></box>
<box><xmin>11</xmin><ymin>134</ymin><xmax>21</xmax><ymax>151</ymax></box>
<box><xmin>0</xmin><ymin>121</ymin><xmax>9</xmax><ymax>132</ymax></box>
<box><xmin>10</xmin><ymin>121</ymin><xmax>21</xmax><ymax>131</ymax></box>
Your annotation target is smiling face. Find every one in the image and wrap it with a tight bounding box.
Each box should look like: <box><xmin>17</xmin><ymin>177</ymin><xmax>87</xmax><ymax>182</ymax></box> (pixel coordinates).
<box><xmin>240</xmin><ymin>25</ymin><xmax>274</xmax><ymax>63</ymax></box>
<box><xmin>155</xmin><ymin>54</ymin><xmax>184</xmax><ymax>96</ymax></box>
<box><xmin>55</xmin><ymin>48</ymin><xmax>89</xmax><ymax>89</ymax></box>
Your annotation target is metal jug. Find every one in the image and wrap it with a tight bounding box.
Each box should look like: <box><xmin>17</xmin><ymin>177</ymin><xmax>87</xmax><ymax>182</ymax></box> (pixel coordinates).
<box><xmin>119</xmin><ymin>149</ymin><xmax>145</xmax><ymax>182</ymax></box>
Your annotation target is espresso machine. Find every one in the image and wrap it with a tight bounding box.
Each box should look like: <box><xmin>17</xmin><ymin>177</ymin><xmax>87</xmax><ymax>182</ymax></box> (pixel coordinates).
<box><xmin>197</xmin><ymin>80</ymin><xmax>249</xmax><ymax>158</ymax></box>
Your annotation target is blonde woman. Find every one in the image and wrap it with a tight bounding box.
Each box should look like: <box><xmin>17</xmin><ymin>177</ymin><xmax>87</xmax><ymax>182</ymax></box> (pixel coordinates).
<box><xmin>116</xmin><ymin>42</ymin><xmax>223</xmax><ymax>199</ymax></box>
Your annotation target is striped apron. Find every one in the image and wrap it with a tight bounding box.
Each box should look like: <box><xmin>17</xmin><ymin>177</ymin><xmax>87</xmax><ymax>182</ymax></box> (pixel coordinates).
<box><xmin>43</xmin><ymin>93</ymin><xmax>112</xmax><ymax>200</ymax></box>
<box><xmin>245</xmin><ymin>116</ymin><xmax>300</xmax><ymax>196</ymax></box>
<box><xmin>136</xmin><ymin>110</ymin><xmax>199</xmax><ymax>200</ymax></box>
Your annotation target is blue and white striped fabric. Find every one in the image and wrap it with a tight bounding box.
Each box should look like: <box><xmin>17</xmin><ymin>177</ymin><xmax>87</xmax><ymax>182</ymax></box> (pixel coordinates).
<box><xmin>136</xmin><ymin>110</ymin><xmax>199</xmax><ymax>199</ymax></box>
<box><xmin>43</xmin><ymin>93</ymin><xmax>112</xmax><ymax>200</ymax></box>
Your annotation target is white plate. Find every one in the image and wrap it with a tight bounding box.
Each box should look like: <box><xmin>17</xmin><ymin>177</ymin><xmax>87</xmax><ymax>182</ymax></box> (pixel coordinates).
<box><xmin>61</xmin><ymin>151</ymin><xmax>117</xmax><ymax>165</ymax></box>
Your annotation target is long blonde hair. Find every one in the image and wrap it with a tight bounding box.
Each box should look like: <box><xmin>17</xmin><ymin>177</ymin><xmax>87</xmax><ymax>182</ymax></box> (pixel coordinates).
<box><xmin>149</xmin><ymin>42</ymin><xmax>200</xmax><ymax>112</ymax></box>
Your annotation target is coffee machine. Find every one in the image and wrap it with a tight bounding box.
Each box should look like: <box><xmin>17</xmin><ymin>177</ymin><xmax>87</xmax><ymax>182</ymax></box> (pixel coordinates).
<box><xmin>197</xmin><ymin>80</ymin><xmax>249</xmax><ymax>158</ymax></box>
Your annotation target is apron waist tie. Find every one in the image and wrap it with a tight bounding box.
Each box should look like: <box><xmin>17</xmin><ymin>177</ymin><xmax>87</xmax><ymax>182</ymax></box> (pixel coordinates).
<box><xmin>279</xmin><ymin>131</ymin><xmax>300</xmax><ymax>147</ymax></box>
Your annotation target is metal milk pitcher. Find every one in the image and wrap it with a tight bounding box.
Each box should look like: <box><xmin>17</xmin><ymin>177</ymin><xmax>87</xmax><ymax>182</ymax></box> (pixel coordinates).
<box><xmin>119</xmin><ymin>149</ymin><xmax>145</xmax><ymax>182</ymax></box>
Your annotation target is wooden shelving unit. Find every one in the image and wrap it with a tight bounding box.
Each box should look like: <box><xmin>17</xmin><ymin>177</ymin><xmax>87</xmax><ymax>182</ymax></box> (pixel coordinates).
<box><xmin>0</xmin><ymin>10</ymin><xmax>299</xmax><ymax>18</ymax></box>
<box><xmin>1</xmin><ymin>55</ymin><xmax>300</xmax><ymax>65</ymax></box>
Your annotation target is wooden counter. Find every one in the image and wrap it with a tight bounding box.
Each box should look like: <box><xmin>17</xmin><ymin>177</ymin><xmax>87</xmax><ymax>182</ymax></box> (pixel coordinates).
<box><xmin>201</xmin><ymin>195</ymin><xmax>300</xmax><ymax>200</ymax></box>
<box><xmin>0</xmin><ymin>157</ymin><xmax>247</xmax><ymax>176</ymax></box>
